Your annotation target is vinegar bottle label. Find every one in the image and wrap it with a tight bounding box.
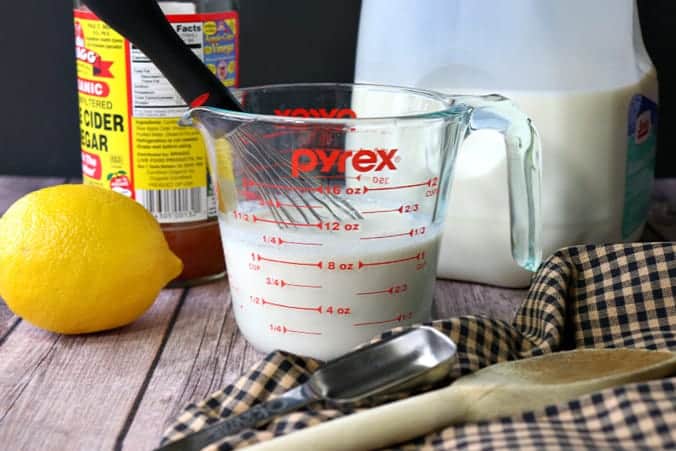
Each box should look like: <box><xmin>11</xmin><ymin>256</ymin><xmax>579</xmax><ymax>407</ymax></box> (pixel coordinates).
<box><xmin>74</xmin><ymin>9</ymin><xmax>239</xmax><ymax>223</ymax></box>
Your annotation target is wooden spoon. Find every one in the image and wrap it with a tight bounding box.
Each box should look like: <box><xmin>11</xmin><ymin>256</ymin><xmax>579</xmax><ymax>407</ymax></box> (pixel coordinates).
<box><xmin>246</xmin><ymin>348</ymin><xmax>676</xmax><ymax>451</ymax></box>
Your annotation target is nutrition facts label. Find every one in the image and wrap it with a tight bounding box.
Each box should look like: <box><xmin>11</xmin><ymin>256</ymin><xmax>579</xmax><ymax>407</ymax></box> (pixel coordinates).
<box><xmin>130</xmin><ymin>22</ymin><xmax>204</xmax><ymax>117</ymax></box>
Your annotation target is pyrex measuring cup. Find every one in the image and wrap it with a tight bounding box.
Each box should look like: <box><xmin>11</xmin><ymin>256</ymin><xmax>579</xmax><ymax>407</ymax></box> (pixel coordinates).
<box><xmin>183</xmin><ymin>83</ymin><xmax>541</xmax><ymax>360</ymax></box>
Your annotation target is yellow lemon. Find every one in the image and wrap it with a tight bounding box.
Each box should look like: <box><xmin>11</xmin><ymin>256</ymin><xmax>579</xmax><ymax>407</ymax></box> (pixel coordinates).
<box><xmin>0</xmin><ymin>184</ymin><xmax>183</xmax><ymax>334</ymax></box>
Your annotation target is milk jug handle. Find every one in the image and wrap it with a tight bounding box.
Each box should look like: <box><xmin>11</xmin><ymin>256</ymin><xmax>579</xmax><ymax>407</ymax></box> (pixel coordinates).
<box><xmin>452</xmin><ymin>94</ymin><xmax>543</xmax><ymax>272</ymax></box>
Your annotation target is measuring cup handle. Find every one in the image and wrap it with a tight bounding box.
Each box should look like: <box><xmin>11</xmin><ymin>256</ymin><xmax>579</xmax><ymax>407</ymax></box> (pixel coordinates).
<box><xmin>455</xmin><ymin>94</ymin><xmax>543</xmax><ymax>272</ymax></box>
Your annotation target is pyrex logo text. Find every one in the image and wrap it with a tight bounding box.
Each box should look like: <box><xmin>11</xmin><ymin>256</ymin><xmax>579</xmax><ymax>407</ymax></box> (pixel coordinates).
<box><xmin>290</xmin><ymin>148</ymin><xmax>398</xmax><ymax>177</ymax></box>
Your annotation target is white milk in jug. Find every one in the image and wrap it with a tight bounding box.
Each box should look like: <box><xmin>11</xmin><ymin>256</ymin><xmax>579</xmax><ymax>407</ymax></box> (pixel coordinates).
<box><xmin>436</xmin><ymin>74</ymin><xmax>658</xmax><ymax>286</ymax></box>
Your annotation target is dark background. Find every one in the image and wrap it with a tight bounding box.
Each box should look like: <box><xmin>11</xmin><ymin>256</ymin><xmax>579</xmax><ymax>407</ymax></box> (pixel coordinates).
<box><xmin>0</xmin><ymin>0</ymin><xmax>673</xmax><ymax>177</ymax></box>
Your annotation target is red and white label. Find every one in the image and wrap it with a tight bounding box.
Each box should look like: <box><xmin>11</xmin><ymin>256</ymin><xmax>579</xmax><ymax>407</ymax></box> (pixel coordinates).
<box><xmin>81</xmin><ymin>150</ymin><xmax>101</xmax><ymax>180</ymax></box>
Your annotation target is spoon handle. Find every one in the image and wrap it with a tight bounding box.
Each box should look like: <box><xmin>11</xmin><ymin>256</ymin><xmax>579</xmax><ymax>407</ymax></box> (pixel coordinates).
<box><xmin>81</xmin><ymin>0</ymin><xmax>242</xmax><ymax>110</ymax></box>
<box><xmin>155</xmin><ymin>384</ymin><xmax>317</xmax><ymax>451</ymax></box>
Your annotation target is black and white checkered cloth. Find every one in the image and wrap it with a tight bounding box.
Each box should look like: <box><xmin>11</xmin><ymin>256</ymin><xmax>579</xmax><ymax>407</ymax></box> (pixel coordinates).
<box><xmin>162</xmin><ymin>243</ymin><xmax>676</xmax><ymax>450</ymax></box>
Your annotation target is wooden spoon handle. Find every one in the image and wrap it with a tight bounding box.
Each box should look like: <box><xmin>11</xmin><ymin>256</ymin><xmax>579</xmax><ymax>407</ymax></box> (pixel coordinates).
<box><xmin>244</xmin><ymin>385</ymin><xmax>472</xmax><ymax>451</ymax></box>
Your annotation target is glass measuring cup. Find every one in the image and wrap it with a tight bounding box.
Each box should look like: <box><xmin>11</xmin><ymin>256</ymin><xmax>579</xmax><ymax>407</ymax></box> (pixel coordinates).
<box><xmin>183</xmin><ymin>83</ymin><xmax>541</xmax><ymax>360</ymax></box>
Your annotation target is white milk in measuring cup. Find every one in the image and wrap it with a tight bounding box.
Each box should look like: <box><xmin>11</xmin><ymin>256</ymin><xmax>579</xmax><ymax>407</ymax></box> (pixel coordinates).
<box><xmin>210</xmin><ymin>91</ymin><xmax>454</xmax><ymax>360</ymax></box>
<box><xmin>220</xmin><ymin>198</ymin><xmax>442</xmax><ymax>360</ymax></box>
<box><xmin>190</xmin><ymin>83</ymin><xmax>542</xmax><ymax>360</ymax></box>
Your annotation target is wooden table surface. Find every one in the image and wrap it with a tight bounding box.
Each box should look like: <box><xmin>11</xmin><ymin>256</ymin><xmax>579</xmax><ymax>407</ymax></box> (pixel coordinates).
<box><xmin>0</xmin><ymin>176</ymin><xmax>674</xmax><ymax>451</ymax></box>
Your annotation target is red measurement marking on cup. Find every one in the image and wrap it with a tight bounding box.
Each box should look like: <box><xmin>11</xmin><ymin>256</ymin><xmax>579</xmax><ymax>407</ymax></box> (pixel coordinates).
<box><xmin>253</xmin><ymin>215</ymin><xmax>322</xmax><ymax>229</ymax></box>
<box><xmin>357</xmin><ymin>284</ymin><xmax>408</xmax><ymax>296</ymax></box>
<box><xmin>360</xmin><ymin>231</ymin><xmax>411</xmax><ymax>240</ymax></box>
<box><xmin>363</xmin><ymin>177</ymin><xmax>437</xmax><ymax>193</ymax></box>
<box><xmin>233</xmin><ymin>210</ymin><xmax>253</xmax><ymax>222</ymax></box>
<box><xmin>258</xmin><ymin>198</ymin><xmax>323</xmax><ymax>209</ymax></box>
<box><xmin>370</xmin><ymin>176</ymin><xmax>391</xmax><ymax>185</ymax></box>
<box><xmin>362</xmin><ymin>207</ymin><xmax>401</xmax><ymax>215</ymax></box>
<box><xmin>358</xmin><ymin>251</ymin><xmax>423</xmax><ymax>268</ymax></box>
<box><xmin>353</xmin><ymin>312</ymin><xmax>414</xmax><ymax>327</ymax></box>
<box><xmin>283</xmin><ymin>280</ymin><xmax>322</xmax><ymax>289</ymax></box>
<box><xmin>325</xmin><ymin>261</ymin><xmax>357</xmax><ymax>271</ymax></box>
<box><xmin>269</xmin><ymin>324</ymin><xmax>322</xmax><ymax>335</ymax></box>
<box><xmin>262</xmin><ymin>235</ymin><xmax>323</xmax><ymax>247</ymax></box>
<box><xmin>261</xmin><ymin>298</ymin><xmax>322</xmax><ymax>313</ymax></box>
<box><xmin>315</xmin><ymin>174</ymin><xmax>362</xmax><ymax>181</ymax></box>
<box><xmin>321</xmin><ymin>222</ymin><xmax>361</xmax><ymax>232</ymax></box>
<box><xmin>362</xmin><ymin>204</ymin><xmax>421</xmax><ymax>215</ymax></box>
<box><xmin>279</xmin><ymin>201</ymin><xmax>322</xmax><ymax>209</ymax></box>
<box><xmin>242</xmin><ymin>178</ymin><xmax>322</xmax><ymax>193</ymax></box>
<box><xmin>257</xmin><ymin>253</ymin><xmax>323</xmax><ymax>268</ymax></box>
<box><xmin>266</xmin><ymin>277</ymin><xmax>322</xmax><ymax>289</ymax></box>
<box><xmin>324</xmin><ymin>306</ymin><xmax>352</xmax><ymax>315</ymax></box>
<box><xmin>359</xmin><ymin>226</ymin><xmax>427</xmax><ymax>241</ymax></box>
<box><xmin>282</xmin><ymin>239</ymin><xmax>323</xmax><ymax>246</ymax></box>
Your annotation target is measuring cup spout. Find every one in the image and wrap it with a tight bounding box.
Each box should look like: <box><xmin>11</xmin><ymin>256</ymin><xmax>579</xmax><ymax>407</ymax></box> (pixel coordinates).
<box><xmin>180</xmin><ymin>106</ymin><xmax>250</xmax><ymax>136</ymax></box>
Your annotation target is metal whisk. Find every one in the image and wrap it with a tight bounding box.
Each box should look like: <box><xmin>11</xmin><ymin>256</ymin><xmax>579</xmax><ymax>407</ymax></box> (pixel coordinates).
<box><xmin>226</xmin><ymin>125</ymin><xmax>363</xmax><ymax>226</ymax></box>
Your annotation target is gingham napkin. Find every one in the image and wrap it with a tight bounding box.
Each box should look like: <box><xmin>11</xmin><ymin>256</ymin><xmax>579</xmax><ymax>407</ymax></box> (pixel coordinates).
<box><xmin>161</xmin><ymin>243</ymin><xmax>676</xmax><ymax>450</ymax></box>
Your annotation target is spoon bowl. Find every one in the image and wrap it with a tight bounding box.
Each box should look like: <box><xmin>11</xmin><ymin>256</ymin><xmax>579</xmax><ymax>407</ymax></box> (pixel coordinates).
<box><xmin>157</xmin><ymin>326</ymin><xmax>457</xmax><ymax>450</ymax></box>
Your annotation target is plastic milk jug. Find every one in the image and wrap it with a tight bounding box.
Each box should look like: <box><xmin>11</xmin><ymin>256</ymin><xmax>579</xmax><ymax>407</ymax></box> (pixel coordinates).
<box><xmin>355</xmin><ymin>0</ymin><xmax>658</xmax><ymax>286</ymax></box>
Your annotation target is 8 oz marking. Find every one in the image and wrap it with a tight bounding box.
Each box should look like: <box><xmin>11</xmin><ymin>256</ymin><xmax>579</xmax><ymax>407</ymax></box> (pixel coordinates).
<box><xmin>327</xmin><ymin>261</ymin><xmax>355</xmax><ymax>271</ymax></box>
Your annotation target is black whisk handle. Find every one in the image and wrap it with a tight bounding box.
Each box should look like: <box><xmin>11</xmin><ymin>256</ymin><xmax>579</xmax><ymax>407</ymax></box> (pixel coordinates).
<box><xmin>81</xmin><ymin>0</ymin><xmax>243</xmax><ymax>111</ymax></box>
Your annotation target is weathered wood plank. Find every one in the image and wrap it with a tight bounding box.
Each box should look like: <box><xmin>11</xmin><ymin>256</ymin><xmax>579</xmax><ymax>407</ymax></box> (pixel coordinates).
<box><xmin>0</xmin><ymin>301</ymin><xmax>20</xmax><ymax>346</ymax></box>
<box><xmin>648</xmin><ymin>179</ymin><xmax>676</xmax><ymax>241</ymax></box>
<box><xmin>433</xmin><ymin>280</ymin><xmax>526</xmax><ymax>323</ymax></box>
<box><xmin>0</xmin><ymin>289</ymin><xmax>184</xmax><ymax>451</ymax></box>
<box><xmin>121</xmin><ymin>281</ymin><xmax>263</xmax><ymax>450</ymax></box>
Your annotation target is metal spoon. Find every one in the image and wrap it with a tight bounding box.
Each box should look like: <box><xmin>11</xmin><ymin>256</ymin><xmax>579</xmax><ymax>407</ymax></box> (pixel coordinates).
<box><xmin>246</xmin><ymin>348</ymin><xmax>676</xmax><ymax>451</ymax></box>
<box><xmin>157</xmin><ymin>326</ymin><xmax>457</xmax><ymax>451</ymax></box>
